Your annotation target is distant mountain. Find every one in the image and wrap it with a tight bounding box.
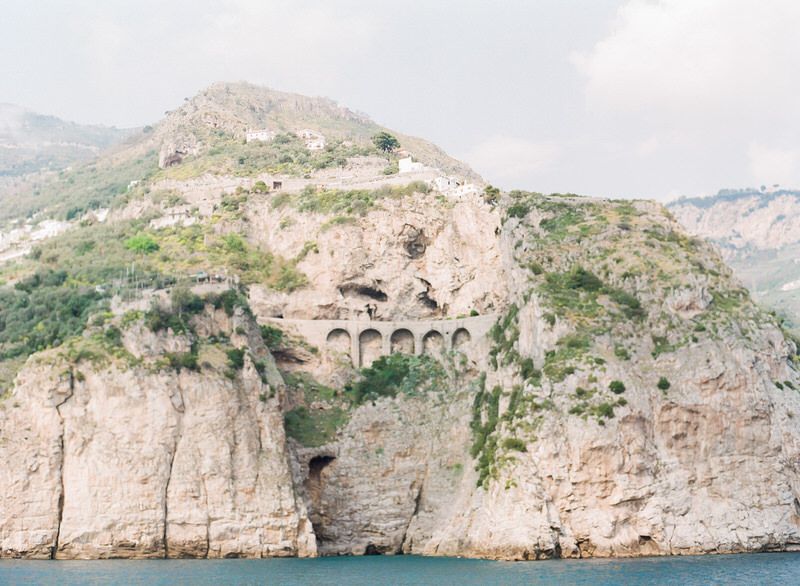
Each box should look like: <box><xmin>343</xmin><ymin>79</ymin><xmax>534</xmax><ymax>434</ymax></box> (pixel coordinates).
<box><xmin>0</xmin><ymin>103</ymin><xmax>130</xmax><ymax>177</ymax></box>
<box><xmin>668</xmin><ymin>188</ymin><xmax>800</xmax><ymax>329</ymax></box>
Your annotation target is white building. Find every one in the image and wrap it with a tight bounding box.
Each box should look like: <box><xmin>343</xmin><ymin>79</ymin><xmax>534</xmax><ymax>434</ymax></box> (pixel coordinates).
<box><xmin>433</xmin><ymin>176</ymin><xmax>458</xmax><ymax>192</ymax></box>
<box><xmin>452</xmin><ymin>183</ymin><xmax>481</xmax><ymax>200</ymax></box>
<box><xmin>399</xmin><ymin>156</ymin><xmax>426</xmax><ymax>174</ymax></box>
<box><xmin>432</xmin><ymin>175</ymin><xmax>481</xmax><ymax>201</ymax></box>
<box><xmin>296</xmin><ymin>129</ymin><xmax>327</xmax><ymax>151</ymax></box>
<box><xmin>246</xmin><ymin>129</ymin><xmax>276</xmax><ymax>143</ymax></box>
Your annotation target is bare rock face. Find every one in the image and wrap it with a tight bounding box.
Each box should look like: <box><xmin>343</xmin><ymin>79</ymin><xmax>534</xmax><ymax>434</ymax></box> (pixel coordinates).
<box><xmin>0</xmin><ymin>316</ymin><xmax>314</xmax><ymax>559</ymax></box>
<box><xmin>247</xmin><ymin>193</ymin><xmax>505</xmax><ymax>321</ymax></box>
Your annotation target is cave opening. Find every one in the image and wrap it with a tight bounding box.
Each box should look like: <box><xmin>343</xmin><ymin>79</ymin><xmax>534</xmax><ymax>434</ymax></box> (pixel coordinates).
<box><xmin>339</xmin><ymin>284</ymin><xmax>388</xmax><ymax>302</ymax></box>
<box><xmin>306</xmin><ymin>455</ymin><xmax>336</xmax><ymax>544</ymax></box>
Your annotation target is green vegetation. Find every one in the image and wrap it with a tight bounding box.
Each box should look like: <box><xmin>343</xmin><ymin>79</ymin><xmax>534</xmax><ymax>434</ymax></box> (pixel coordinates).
<box><xmin>0</xmin><ymin>271</ymin><xmax>105</xmax><ymax>359</ymax></box>
<box><xmin>124</xmin><ymin>233</ymin><xmax>160</xmax><ymax>254</ymax></box>
<box><xmin>160</xmin><ymin>133</ymin><xmax>376</xmax><ymax>180</ymax></box>
<box><xmin>346</xmin><ymin>353</ymin><xmax>445</xmax><ymax>405</ymax></box>
<box><xmin>657</xmin><ymin>377</ymin><xmax>671</xmax><ymax>391</ymax></box>
<box><xmin>0</xmin><ymin>149</ymin><xmax>159</xmax><ymax>223</ymax></box>
<box><xmin>372</xmin><ymin>131</ymin><xmax>400</xmax><ymax>154</ymax></box>
<box><xmin>284</xmin><ymin>405</ymin><xmax>349</xmax><ymax>447</ymax></box>
<box><xmin>470</xmin><ymin>381</ymin><xmax>501</xmax><ymax>487</ymax></box>
<box><xmin>501</xmin><ymin>437</ymin><xmax>527</xmax><ymax>452</ymax></box>
<box><xmin>271</xmin><ymin>182</ymin><xmax>430</xmax><ymax>217</ymax></box>
<box><xmin>281</xmin><ymin>371</ymin><xmax>349</xmax><ymax>447</ymax></box>
<box><xmin>609</xmin><ymin>380</ymin><xmax>626</xmax><ymax>394</ymax></box>
<box><xmin>259</xmin><ymin>324</ymin><xmax>285</xmax><ymax>350</ymax></box>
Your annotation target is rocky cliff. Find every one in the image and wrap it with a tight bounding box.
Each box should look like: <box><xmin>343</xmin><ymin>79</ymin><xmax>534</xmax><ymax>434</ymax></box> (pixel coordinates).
<box><xmin>668</xmin><ymin>189</ymin><xmax>800</xmax><ymax>331</ymax></box>
<box><xmin>1</xmin><ymin>85</ymin><xmax>800</xmax><ymax>560</ymax></box>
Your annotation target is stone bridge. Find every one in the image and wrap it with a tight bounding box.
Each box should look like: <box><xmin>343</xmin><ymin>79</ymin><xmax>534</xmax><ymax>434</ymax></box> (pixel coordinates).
<box><xmin>264</xmin><ymin>314</ymin><xmax>498</xmax><ymax>367</ymax></box>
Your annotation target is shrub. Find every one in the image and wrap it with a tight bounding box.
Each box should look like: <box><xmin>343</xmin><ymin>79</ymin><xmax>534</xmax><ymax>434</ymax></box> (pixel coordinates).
<box><xmin>657</xmin><ymin>377</ymin><xmax>671</xmax><ymax>391</ymax></box>
<box><xmin>566</xmin><ymin>267</ymin><xmax>603</xmax><ymax>292</ymax></box>
<box><xmin>165</xmin><ymin>350</ymin><xmax>199</xmax><ymax>372</ymax></box>
<box><xmin>124</xmin><ymin>233</ymin><xmax>159</xmax><ymax>254</ymax></box>
<box><xmin>595</xmin><ymin>402</ymin><xmax>615</xmax><ymax>419</ymax></box>
<box><xmin>507</xmin><ymin>202</ymin><xmax>531</xmax><ymax>219</ymax></box>
<box><xmin>346</xmin><ymin>353</ymin><xmax>444</xmax><ymax>405</ymax></box>
<box><xmin>527</xmin><ymin>261</ymin><xmax>544</xmax><ymax>275</ymax></box>
<box><xmin>519</xmin><ymin>357</ymin><xmax>540</xmax><ymax>383</ymax></box>
<box><xmin>260</xmin><ymin>325</ymin><xmax>284</xmax><ymax>350</ymax></box>
<box><xmin>609</xmin><ymin>380</ymin><xmax>626</xmax><ymax>394</ymax></box>
<box><xmin>501</xmin><ymin>437</ymin><xmax>527</xmax><ymax>452</ymax></box>
<box><xmin>170</xmin><ymin>287</ymin><xmax>204</xmax><ymax>315</ymax></box>
<box><xmin>284</xmin><ymin>405</ymin><xmax>349</xmax><ymax>447</ymax></box>
<box><xmin>209</xmin><ymin>289</ymin><xmax>249</xmax><ymax>316</ymax></box>
<box><xmin>226</xmin><ymin>348</ymin><xmax>246</xmax><ymax>370</ymax></box>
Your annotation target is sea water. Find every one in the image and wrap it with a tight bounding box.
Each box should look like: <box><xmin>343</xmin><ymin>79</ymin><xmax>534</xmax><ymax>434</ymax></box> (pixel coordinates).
<box><xmin>1</xmin><ymin>553</ymin><xmax>799</xmax><ymax>585</ymax></box>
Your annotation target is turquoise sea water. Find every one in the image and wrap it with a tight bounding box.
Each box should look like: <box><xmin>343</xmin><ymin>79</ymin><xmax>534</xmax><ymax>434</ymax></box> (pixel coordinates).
<box><xmin>1</xmin><ymin>553</ymin><xmax>799</xmax><ymax>585</ymax></box>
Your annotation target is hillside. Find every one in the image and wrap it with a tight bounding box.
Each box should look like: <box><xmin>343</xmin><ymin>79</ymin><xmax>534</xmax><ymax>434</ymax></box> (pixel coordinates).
<box><xmin>2</xmin><ymin>84</ymin><xmax>800</xmax><ymax>560</ymax></box>
<box><xmin>0</xmin><ymin>82</ymin><xmax>478</xmax><ymax>225</ymax></box>
<box><xmin>668</xmin><ymin>188</ymin><xmax>800</xmax><ymax>331</ymax></box>
<box><xmin>0</xmin><ymin>103</ymin><xmax>129</xmax><ymax>177</ymax></box>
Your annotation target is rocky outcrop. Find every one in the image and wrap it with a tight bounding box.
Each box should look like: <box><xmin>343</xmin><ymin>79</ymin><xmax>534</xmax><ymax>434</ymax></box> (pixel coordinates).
<box><xmin>0</xmin><ymin>310</ymin><xmax>315</xmax><ymax>559</ymax></box>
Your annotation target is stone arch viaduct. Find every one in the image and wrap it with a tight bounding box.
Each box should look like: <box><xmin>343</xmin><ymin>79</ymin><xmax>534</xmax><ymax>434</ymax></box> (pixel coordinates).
<box><xmin>264</xmin><ymin>314</ymin><xmax>497</xmax><ymax>367</ymax></box>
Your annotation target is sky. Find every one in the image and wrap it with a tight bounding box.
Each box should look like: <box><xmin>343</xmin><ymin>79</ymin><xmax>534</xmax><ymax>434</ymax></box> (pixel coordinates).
<box><xmin>2</xmin><ymin>0</ymin><xmax>799</xmax><ymax>201</ymax></box>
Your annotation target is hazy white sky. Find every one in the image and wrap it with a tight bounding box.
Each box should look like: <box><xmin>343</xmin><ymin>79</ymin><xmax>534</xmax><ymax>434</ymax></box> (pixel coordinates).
<box><xmin>2</xmin><ymin>0</ymin><xmax>799</xmax><ymax>200</ymax></box>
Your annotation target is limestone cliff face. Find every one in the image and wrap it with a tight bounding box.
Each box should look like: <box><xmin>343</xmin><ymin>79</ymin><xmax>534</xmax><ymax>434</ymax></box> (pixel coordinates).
<box><xmin>0</xmin><ymin>308</ymin><xmax>315</xmax><ymax>559</ymax></box>
<box><xmin>668</xmin><ymin>189</ymin><xmax>800</xmax><ymax>332</ymax></box>
<box><xmin>668</xmin><ymin>189</ymin><xmax>800</xmax><ymax>256</ymax></box>
<box><xmin>274</xmin><ymin>194</ymin><xmax>800</xmax><ymax>560</ymax></box>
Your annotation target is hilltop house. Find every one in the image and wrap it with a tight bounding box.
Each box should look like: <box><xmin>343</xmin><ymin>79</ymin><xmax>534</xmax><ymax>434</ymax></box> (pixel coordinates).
<box><xmin>296</xmin><ymin>129</ymin><xmax>326</xmax><ymax>151</ymax></box>
<box><xmin>399</xmin><ymin>156</ymin><xmax>425</xmax><ymax>174</ymax></box>
<box><xmin>433</xmin><ymin>175</ymin><xmax>481</xmax><ymax>201</ymax></box>
<box><xmin>246</xmin><ymin>129</ymin><xmax>276</xmax><ymax>143</ymax></box>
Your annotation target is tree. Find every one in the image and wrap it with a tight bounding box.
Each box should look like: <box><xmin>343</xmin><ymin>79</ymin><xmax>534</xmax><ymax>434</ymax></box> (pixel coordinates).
<box><xmin>483</xmin><ymin>185</ymin><xmax>500</xmax><ymax>204</ymax></box>
<box><xmin>372</xmin><ymin>131</ymin><xmax>400</xmax><ymax>154</ymax></box>
<box><xmin>124</xmin><ymin>233</ymin><xmax>159</xmax><ymax>254</ymax></box>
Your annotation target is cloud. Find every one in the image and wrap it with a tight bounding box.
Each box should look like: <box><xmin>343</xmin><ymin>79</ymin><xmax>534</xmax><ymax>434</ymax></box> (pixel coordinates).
<box><xmin>748</xmin><ymin>143</ymin><xmax>800</xmax><ymax>187</ymax></box>
<box><xmin>193</xmin><ymin>0</ymin><xmax>378</xmax><ymax>88</ymax></box>
<box><xmin>572</xmin><ymin>0</ymin><xmax>800</xmax><ymax>127</ymax></box>
<box><xmin>462</xmin><ymin>136</ymin><xmax>561</xmax><ymax>187</ymax></box>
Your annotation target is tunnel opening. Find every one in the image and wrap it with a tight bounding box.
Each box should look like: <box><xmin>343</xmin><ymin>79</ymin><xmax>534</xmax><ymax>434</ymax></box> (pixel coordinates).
<box><xmin>306</xmin><ymin>455</ymin><xmax>336</xmax><ymax>544</ymax></box>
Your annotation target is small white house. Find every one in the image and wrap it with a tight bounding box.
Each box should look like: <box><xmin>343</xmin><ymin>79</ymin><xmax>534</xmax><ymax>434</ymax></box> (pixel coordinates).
<box><xmin>296</xmin><ymin>129</ymin><xmax>327</xmax><ymax>151</ymax></box>
<box><xmin>433</xmin><ymin>176</ymin><xmax>458</xmax><ymax>192</ymax></box>
<box><xmin>399</xmin><ymin>156</ymin><xmax>425</xmax><ymax>174</ymax></box>
<box><xmin>452</xmin><ymin>183</ymin><xmax>481</xmax><ymax>200</ymax></box>
<box><xmin>432</xmin><ymin>176</ymin><xmax>481</xmax><ymax>201</ymax></box>
<box><xmin>246</xmin><ymin>129</ymin><xmax>275</xmax><ymax>143</ymax></box>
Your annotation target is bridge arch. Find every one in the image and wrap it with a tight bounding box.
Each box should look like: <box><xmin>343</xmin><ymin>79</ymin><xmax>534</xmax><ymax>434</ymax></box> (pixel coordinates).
<box><xmin>326</xmin><ymin>328</ymin><xmax>351</xmax><ymax>356</ymax></box>
<box><xmin>390</xmin><ymin>329</ymin><xmax>415</xmax><ymax>354</ymax></box>
<box><xmin>452</xmin><ymin>328</ymin><xmax>471</xmax><ymax>350</ymax></box>
<box><xmin>422</xmin><ymin>330</ymin><xmax>445</xmax><ymax>356</ymax></box>
<box><xmin>359</xmin><ymin>329</ymin><xmax>382</xmax><ymax>367</ymax></box>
